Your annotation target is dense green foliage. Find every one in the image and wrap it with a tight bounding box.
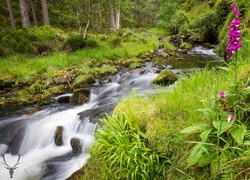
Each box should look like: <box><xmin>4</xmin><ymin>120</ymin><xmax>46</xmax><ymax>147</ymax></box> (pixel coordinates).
<box><xmin>1</xmin><ymin>0</ymin><xmax>250</xmax><ymax>179</ymax></box>
<box><xmin>85</xmin><ymin>32</ymin><xmax>250</xmax><ymax>179</ymax></box>
<box><xmin>0</xmin><ymin>27</ymin><xmax>161</xmax><ymax>106</ymax></box>
<box><xmin>157</xmin><ymin>0</ymin><xmax>250</xmax><ymax>56</ymax></box>
<box><xmin>81</xmin><ymin>1</ymin><xmax>250</xmax><ymax>179</ymax></box>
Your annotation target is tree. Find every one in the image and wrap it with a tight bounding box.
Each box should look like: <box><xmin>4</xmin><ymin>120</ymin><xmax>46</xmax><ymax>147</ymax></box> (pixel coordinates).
<box><xmin>6</xmin><ymin>0</ymin><xmax>16</xmax><ymax>29</ymax></box>
<box><xmin>41</xmin><ymin>0</ymin><xmax>50</xmax><ymax>25</ymax></box>
<box><xmin>83</xmin><ymin>0</ymin><xmax>91</xmax><ymax>39</ymax></box>
<box><xmin>108</xmin><ymin>0</ymin><xmax>121</xmax><ymax>31</ymax></box>
<box><xmin>19</xmin><ymin>0</ymin><xmax>31</xmax><ymax>28</ymax></box>
<box><xmin>28</xmin><ymin>0</ymin><xmax>38</xmax><ymax>26</ymax></box>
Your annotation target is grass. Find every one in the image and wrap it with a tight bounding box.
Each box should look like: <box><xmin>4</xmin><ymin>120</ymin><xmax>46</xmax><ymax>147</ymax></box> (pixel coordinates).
<box><xmin>0</xmin><ymin>29</ymin><xmax>159</xmax><ymax>83</ymax></box>
<box><xmin>82</xmin><ymin>30</ymin><xmax>250</xmax><ymax>179</ymax></box>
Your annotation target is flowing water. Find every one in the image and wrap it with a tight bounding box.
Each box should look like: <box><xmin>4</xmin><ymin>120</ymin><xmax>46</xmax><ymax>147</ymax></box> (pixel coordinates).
<box><xmin>0</xmin><ymin>46</ymin><xmax>221</xmax><ymax>180</ymax></box>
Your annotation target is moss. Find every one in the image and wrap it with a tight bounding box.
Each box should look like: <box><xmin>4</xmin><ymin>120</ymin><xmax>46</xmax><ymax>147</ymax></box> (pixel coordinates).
<box><xmin>73</xmin><ymin>75</ymin><xmax>95</xmax><ymax>89</ymax></box>
<box><xmin>28</xmin><ymin>80</ymin><xmax>46</xmax><ymax>94</ymax></box>
<box><xmin>153</xmin><ymin>69</ymin><xmax>178</xmax><ymax>86</ymax></box>
<box><xmin>95</xmin><ymin>65</ymin><xmax>118</xmax><ymax>75</ymax></box>
<box><xmin>47</xmin><ymin>85</ymin><xmax>68</xmax><ymax>95</ymax></box>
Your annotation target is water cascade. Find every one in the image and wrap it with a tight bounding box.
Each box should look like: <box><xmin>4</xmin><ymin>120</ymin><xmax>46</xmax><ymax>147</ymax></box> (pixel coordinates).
<box><xmin>0</xmin><ymin>46</ymin><xmax>220</xmax><ymax>179</ymax></box>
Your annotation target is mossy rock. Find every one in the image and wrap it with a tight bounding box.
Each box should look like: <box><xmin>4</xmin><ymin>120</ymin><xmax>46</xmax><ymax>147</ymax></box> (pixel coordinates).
<box><xmin>28</xmin><ymin>80</ymin><xmax>46</xmax><ymax>95</ymax></box>
<box><xmin>180</xmin><ymin>42</ymin><xmax>192</xmax><ymax>49</ymax></box>
<box><xmin>53</xmin><ymin>70</ymin><xmax>65</xmax><ymax>77</ymax></box>
<box><xmin>153</xmin><ymin>69</ymin><xmax>178</xmax><ymax>86</ymax></box>
<box><xmin>54</xmin><ymin>126</ymin><xmax>64</xmax><ymax>146</ymax></box>
<box><xmin>72</xmin><ymin>75</ymin><xmax>95</xmax><ymax>89</ymax></box>
<box><xmin>70</xmin><ymin>137</ymin><xmax>82</xmax><ymax>154</ymax></box>
<box><xmin>70</xmin><ymin>88</ymin><xmax>90</xmax><ymax>104</ymax></box>
<box><xmin>47</xmin><ymin>85</ymin><xmax>69</xmax><ymax>95</ymax></box>
<box><xmin>129</xmin><ymin>62</ymin><xmax>142</xmax><ymax>69</ymax></box>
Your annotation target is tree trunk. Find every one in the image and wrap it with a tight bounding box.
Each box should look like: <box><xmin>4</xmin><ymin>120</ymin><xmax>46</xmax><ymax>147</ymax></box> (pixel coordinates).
<box><xmin>41</xmin><ymin>0</ymin><xmax>50</xmax><ymax>25</ymax></box>
<box><xmin>19</xmin><ymin>0</ymin><xmax>31</xmax><ymax>28</ymax></box>
<box><xmin>108</xmin><ymin>0</ymin><xmax>116</xmax><ymax>31</ymax></box>
<box><xmin>83</xmin><ymin>0</ymin><xmax>91</xmax><ymax>39</ymax></box>
<box><xmin>97</xmin><ymin>0</ymin><xmax>102</xmax><ymax>31</ymax></box>
<box><xmin>6</xmin><ymin>0</ymin><xmax>16</xmax><ymax>29</ymax></box>
<box><xmin>78</xmin><ymin>0</ymin><xmax>84</xmax><ymax>34</ymax></box>
<box><xmin>28</xmin><ymin>0</ymin><xmax>38</xmax><ymax>26</ymax></box>
<box><xmin>115</xmin><ymin>2</ymin><xmax>120</xmax><ymax>30</ymax></box>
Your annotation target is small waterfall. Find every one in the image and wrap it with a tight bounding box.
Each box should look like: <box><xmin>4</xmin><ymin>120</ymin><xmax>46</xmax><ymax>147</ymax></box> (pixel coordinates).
<box><xmin>0</xmin><ymin>62</ymin><xmax>160</xmax><ymax>179</ymax></box>
<box><xmin>0</xmin><ymin>52</ymin><xmax>220</xmax><ymax>179</ymax></box>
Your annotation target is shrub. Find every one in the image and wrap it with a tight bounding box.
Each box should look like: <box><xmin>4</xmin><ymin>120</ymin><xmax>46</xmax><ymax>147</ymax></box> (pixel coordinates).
<box><xmin>85</xmin><ymin>39</ymin><xmax>99</xmax><ymax>48</ymax></box>
<box><xmin>65</xmin><ymin>35</ymin><xmax>85</xmax><ymax>51</ymax></box>
<box><xmin>109</xmin><ymin>37</ymin><xmax>122</xmax><ymax>48</ymax></box>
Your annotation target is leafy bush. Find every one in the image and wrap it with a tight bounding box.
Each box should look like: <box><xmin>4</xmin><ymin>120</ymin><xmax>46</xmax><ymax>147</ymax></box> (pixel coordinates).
<box><xmin>85</xmin><ymin>39</ymin><xmax>99</xmax><ymax>48</ymax></box>
<box><xmin>109</xmin><ymin>36</ymin><xmax>122</xmax><ymax>48</ymax></box>
<box><xmin>65</xmin><ymin>35</ymin><xmax>85</xmax><ymax>51</ymax></box>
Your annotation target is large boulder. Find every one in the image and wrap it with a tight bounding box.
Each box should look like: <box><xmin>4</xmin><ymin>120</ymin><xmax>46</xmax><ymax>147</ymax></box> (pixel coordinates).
<box><xmin>54</xmin><ymin>126</ymin><xmax>64</xmax><ymax>146</ymax></box>
<box><xmin>153</xmin><ymin>69</ymin><xmax>178</xmax><ymax>86</ymax></box>
<box><xmin>70</xmin><ymin>137</ymin><xmax>82</xmax><ymax>154</ymax></box>
<box><xmin>69</xmin><ymin>88</ymin><xmax>90</xmax><ymax>104</ymax></box>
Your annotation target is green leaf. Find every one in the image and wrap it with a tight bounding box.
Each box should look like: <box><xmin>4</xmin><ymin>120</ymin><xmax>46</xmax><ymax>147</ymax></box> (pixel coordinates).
<box><xmin>200</xmin><ymin>128</ymin><xmax>212</xmax><ymax>141</ymax></box>
<box><xmin>199</xmin><ymin>153</ymin><xmax>212</xmax><ymax>167</ymax></box>
<box><xmin>204</xmin><ymin>110</ymin><xmax>216</xmax><ymax>122</ymax></box>
<box><xmin>218</xmin><ymin>66</ymin><xmax>233</xmax><ymax>72</ymax></box>
<box><xmin>180</xmin><ymin>124</ymin><xmax>210</xmax><ymax>134</ymax></box>
<box><xmin>188</xmin><ymin>144</ymin><xmax>204</xmax><ymax>166</ymax></box>
<box><xmin>198</xmin><ymin>108</ymin><xmax>216</xmax><ymax>123</ymax></box>
<box><xmin>212</xmin><ymin>121</ymin><xmax>232</xmax><ymax>135</ymax></box>
<box><xmin>230</xmin><ymin>126</ymin><xmax>246</xmax><ymax>145</ymax></box>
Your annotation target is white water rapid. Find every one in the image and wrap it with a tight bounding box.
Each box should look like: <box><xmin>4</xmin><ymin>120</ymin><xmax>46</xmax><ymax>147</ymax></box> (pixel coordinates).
<box><xmin>0</xmin><ymin>47</ymin><xmax>220</xmax><ymax>179</ymax></box>
<box><xmin>0</xmin><ymin>62</ymin><xmax>159</xmax><ymax>180</ymax></box>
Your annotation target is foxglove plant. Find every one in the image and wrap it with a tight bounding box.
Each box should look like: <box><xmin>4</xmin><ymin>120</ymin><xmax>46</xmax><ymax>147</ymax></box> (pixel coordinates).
<box><xmin>226</xmin><ymin>3</ymin><xmax>242</xmax><ymax>60</ymax></box>
<box><xmin>181</xmin><ymin>3</ymin><xmax>250</xmax><ymax>178</ymax></box>
<box><xmin>226</xmin><ymin>3</ymin><xmax>242</xmax><ymax>99</ymax></box>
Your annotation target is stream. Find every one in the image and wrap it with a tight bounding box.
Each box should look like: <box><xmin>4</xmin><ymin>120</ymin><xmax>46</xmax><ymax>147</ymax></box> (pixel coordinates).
<box><xmin>0</xmin><ymin>46</ymin><xmax>221</xmax><ymax>180</ymax></box>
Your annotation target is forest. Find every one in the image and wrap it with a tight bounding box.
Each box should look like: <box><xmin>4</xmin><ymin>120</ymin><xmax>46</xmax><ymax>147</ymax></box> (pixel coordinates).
<box><xmin>0</xmin><ymin>0</ymin><xmax>250</xmax><ymax>179</ymax></box>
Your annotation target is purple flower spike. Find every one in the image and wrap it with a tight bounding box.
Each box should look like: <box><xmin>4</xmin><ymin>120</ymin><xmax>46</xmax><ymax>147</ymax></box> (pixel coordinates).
<box><xmin>228</xmin><ymin>114</ymin><xmax>234</xmax><ymax>122</ymax></box>
<box><xmin>226</xmin><ymin>3</ymin><xmax>241</xmax><ymax>60</ymax></box>
<box><xmin>219</xmin><ymin>92</ymin><xmax>227</xmax><ymax>98</ymax></box>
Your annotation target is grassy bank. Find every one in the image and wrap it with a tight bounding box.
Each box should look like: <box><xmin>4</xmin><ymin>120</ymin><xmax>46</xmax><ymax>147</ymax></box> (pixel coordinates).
<box><xmin>81</xmin><ymin>31</ymin><xmax>250</xmax><ymax>179</ymax></box>
<box><xmin>0</xmin><ymin>27</ymin><xmax>168</xmax><ymax>106</ymax></box>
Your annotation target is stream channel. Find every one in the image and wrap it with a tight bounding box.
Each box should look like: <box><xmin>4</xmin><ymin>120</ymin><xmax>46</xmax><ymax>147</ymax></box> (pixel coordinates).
<box><xmin>0</xmin><ymin>46</ymin><xmax>221</xmax><ymax>180</ymax></box>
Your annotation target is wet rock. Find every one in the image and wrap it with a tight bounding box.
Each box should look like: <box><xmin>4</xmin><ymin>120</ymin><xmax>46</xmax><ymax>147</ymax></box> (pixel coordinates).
<box><xmin>54</xmin><ymin>126</ymin><xmax>64</xmax><ymax>146</ymax></box>
<box><xmin>78</xmin><ymin>106</ymin><xmax>111</xmax><ymax>123</ymax></box>
<box><xmin>70</xmin><ymin>137</ymin><xmax>82</xmax><ymax>154</ymax></box>
<box><xmin>153</xmin><ymin>69</ymin><xmax>178</xmax><ymax>86</ymax></box>
<box><xmin>57</xmin><ymin>95</ymin><xmax>71</xmax><ymax>103</ymax></box>
<box><xmin>69</xmin><ymin>88</ymin><xmax>90</xmax><ymax>104</ymax></box>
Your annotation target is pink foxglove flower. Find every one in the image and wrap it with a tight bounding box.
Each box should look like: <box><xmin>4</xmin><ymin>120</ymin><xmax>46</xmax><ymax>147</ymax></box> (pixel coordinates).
<box><xmin>219</xmin><ymin>92</ymin><xmax>227</xmax><ymax>98</ymax></box>
<box><xmin>228</xmin><ymin>114</ymin><xmax>234</xmax><ymax>122</ymax></box>
<box><xmin>226</xmin><ymin>3</ymin><xmax>241</xmax><ymax>60</ymax></box>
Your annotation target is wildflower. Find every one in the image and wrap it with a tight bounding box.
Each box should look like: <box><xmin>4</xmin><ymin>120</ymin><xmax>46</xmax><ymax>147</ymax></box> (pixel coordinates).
<box><xmin>228</xmin><ymin>114</ymin><xmax>234</xmax><ymax>122</ymax></box>
<box><xmin>226</xmin><ymin>3</ymin><xmax>241</xmax><ymax>60</ymax></box>
<box><xmin>219</xmin><ymin>92</ymin><xmax>227</xmax><ymax>98</ymax></box>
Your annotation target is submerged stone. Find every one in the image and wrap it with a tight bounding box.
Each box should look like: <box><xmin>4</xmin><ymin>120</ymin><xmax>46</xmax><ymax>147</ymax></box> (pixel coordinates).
<box><xmin>70</xmin><ymin>137</ymin><xmax>82</xmax><ymax>154</ymax></box>
<box><xmin>54</xmin><ymin>126</ymin><xmax>64</xmax><ymax>146</ymax></box>
<box><xmin>69</xmin><ymin>88</ymin><xmax>90</xmax><ymax>104</ymax></box>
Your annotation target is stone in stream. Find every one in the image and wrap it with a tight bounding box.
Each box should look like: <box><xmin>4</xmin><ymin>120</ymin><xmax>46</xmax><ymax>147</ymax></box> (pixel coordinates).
<box><xmin>70</xmin><ymin>137</ymin><xmax>82</xmax><ymax>154</ymax></box>
<box><xmin>153</xmin><ymin>69</ymin><xmax>178</xmax><ymax>86</ymax></box>
<box><xmin>69</xmin><ymin>88</ymin><xmax>90</xmax><ymax>104</ymax></box>
<box><xmin>54</xmin><ymin>126</ymin><xmax>64</xmax><ymax>146</ymax></box>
